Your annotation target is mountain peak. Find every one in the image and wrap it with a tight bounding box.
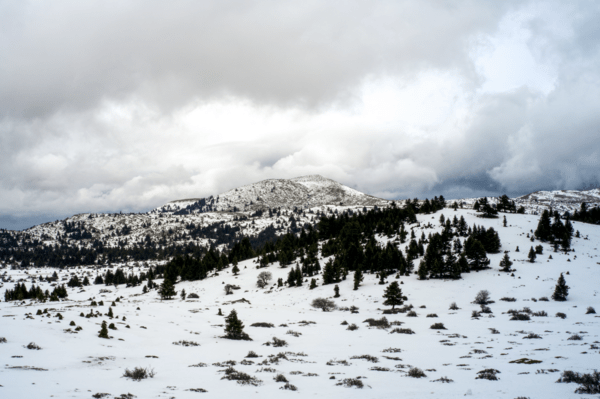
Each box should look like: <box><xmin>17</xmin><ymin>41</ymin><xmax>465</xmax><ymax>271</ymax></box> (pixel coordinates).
<box><xmin>158</xmin><ymin>175</ymin><xmax>391</xmax><ymax>215</ymax></box>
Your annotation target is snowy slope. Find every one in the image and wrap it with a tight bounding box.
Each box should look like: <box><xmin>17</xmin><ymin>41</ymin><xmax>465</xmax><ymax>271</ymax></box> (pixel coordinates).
<box><xmin>1</xmin><ymin>209</ymin><xmax>599</xmax><ymax>398</ymax></box>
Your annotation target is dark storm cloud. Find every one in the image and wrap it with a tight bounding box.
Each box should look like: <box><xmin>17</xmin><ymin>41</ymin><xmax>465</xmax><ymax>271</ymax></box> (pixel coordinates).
<box><xmin>2</xmin><ymin>1</ymin><xmax>600</xmax><ymax>230</ymax></box>
<box><xmin>0</xmin><ymin>0</ymin><xmax>512</xmax><ymax>118</ymax></box>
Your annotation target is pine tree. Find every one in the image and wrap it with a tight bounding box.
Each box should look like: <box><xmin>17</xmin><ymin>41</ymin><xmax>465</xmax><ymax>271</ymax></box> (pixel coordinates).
<box><xmin>159</xmin><ymin>278</ymin><xmax>176</xmax><ymax>300</ymax></box>
<box><xmin>223</xmin><ymin>309</ymin><xmax>251</xmax><ymax>340</ymax></box>
<box><xmin>353</xmin><ymin>267</ymin><xmax>363</xmax><ymax>290</ymax></box>
<box><xmin>383</xmin><ymin>281</ymin><xmax>407</xmax><ymax>310</ymax></box>
<box><xmin>417</xmin><ymin>260</ymin><xmax>427</xmax><ymax>280</ymax></box>
<box><xmin>309</xmin><ymin>278</ymin><xmax>317</xmax><ymax>290</ymax></box>
<box><xmin>528</xmin><ymin>247</ymin><xmax>536</xmax><ymax>263</ymax></box>
<box><xmin>180</xmin><ymin>289</ymin><xmax>186</xmax><ymax>300</ymax></box>
<box><xmin>503</xmin><ymin>215</ymin><xmax>507</xmax><ymax>227</ymax></box>
<box><xmin>552</xmin><ymin>273</ymin><xmax>569</xmax><ymax>301</ymax></box>
<box><xmin>232</xmin><ymin>262</ymin><xmax>240</xmax><ymax>276</ymax></box>
<box><xmin>107</xmin><ymin>307</ymin><xmax>114</xmax><ymax>318</ymax></box>
<box><xmin>499</xmin><ymin>253</ymin><xmax>513</xmax><ymax>272</ymax></box>
<box><xmin>334</xmin><ymin>284</ymin><xmax>340</xmax><ymax>298</ymax></box>
<box><xmin>98</xmin><ymin>320</ymin><xmax>109</xmax><ymax>339</ymax></box>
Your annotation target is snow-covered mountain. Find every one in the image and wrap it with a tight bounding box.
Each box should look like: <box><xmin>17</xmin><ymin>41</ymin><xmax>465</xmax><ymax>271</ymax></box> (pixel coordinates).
<box><xmin>156</xmin><ymin>175</ymin><xmax>391</xmax><ymax>214</ymax></box>
<box><xmin>454</xmin><ymin>188</ymin><xmax>600</xmax><ymax>215</ymax></box>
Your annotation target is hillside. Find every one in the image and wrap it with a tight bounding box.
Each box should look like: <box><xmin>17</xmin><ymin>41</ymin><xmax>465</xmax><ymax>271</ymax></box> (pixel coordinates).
<box><xmin>1</xmin><ymin>208</ymin><xmax>599</xmax><ymax>398</ymax></box>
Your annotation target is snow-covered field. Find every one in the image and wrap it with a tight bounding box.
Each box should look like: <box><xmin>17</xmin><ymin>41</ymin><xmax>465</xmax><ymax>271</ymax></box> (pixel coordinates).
<box><xmin>1</xmin><ymin>209</ymin><xmax>599</xmax><ymax>398</ymax></box>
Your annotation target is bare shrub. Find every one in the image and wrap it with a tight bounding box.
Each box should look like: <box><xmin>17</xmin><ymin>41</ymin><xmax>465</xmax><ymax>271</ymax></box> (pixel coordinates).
<box><xmin>274</xmin><ymin>374</ymin><xmax>288</xmax><ymax>382</ymax></box>
<box><xmin>336</xmin><ymin>378</ymin><xmax>364</xmax><ymax>388</ymax></box>
<box><xmin>0</xmin><ymin>337</ymin><xmax>7</xmax><ymax>343</ymax></box>
<box><xmin>220</xmin><ymin>367</ymin><xmax>262</xmax><ymax>386</ymax></box>
<box><xmin>538</xmin><ymin>296</ymin><xmax>549</xmax><ymax>301</ymax></box>
<box><xmin>523</xmin><ymin>333</ymin><xmax>542</xmax><ymax>339</ymax></box>
<box><xmin>556</xmin><ymin>312</ymin><xmax>567</xmax><ymax>319</ymax></box>
<box><xmin>407</xmin><ymin>367</ymin><xmax>427</xmax><ymax>378</ymax></box>
<box><xmin>532</xmin><ymin>310</ymin><xmax>548</xmax><ymax>317</ymax></box>
<box><xmin>557</xmin><ymin>370</ymin><xmax>600</xmax><ymax>394</ymax></box>
<box><xmin>586</xmin><ymin>307</ymin><xmax>596</xmax><ymax>314</ymax></box>
<box><xmin>567</xmin><ymin>334</ymin><xmax>583</xmax><ymax>341</ymax></box>
<box><xmin>363</xmin><ymin>317</ymin><xmax>390</xmax><ymax>329</ymax></box>
<box><xmin>264</xmin><ymin>337</ymin><xmax>288</xmax><ymax>347</ymax></box>
<box><xmin>390</xmin><ymin>328</ymin><xmax>414</xmax><ymax>334</ymax></box>
<box><xmin>25</xmin><ymin>342</ymin><xmax>41</xmax><ymax>350</ymax></box>
<box><xmin>350</xmin><ymin>354</ymin><xmax>378</xmax><ymax>363</ymax></box>
<box><xmin>251</xmin><ymin>322</ymin><xmax>274</xmax><ymax>328</ymax></box>
<box><xmin>173</xmin><ymin>340</ymin><xmax>200</xmax><ymax>347</ymax></box>
<box><xmin>123</xmin><ymin>367</ymin><xmax>155</xmax><ymax>381</ymax></box>
<box><xmin>430</xmin><ymin>323</ymin><xmax>447</xmax><ymax>330</ymax></box>
<box><xmin>406</xmin><ymin>311</ymin><xmax>418</xmax><ymax>317</ymax></box>
<box><xmin>311</xmin><ymin>298</ymin><xmax>336</xmax><ymax>312</ymax></box>
<box><xmin>510</xmin><ymin>313</ymin><xmax>530</xmax><ymax>321</ymax></box>
<box><xmin>246</xmin><ymin>351</ymin><xmax>260</xmax><ymax>358</ymax></box>
<box><xmin>426</xmin><ymin>313</ymin><xmax>438</xmax><ymax>318</ymax></box>
<box><xmin>286</xmin><ymin>330</ymin><xmax>301</xmax><ymax>337</ymax></box>
<box><xmin>474</xmin><ymin>290</ymin><xmax>492</xmax><ymax>305</ymax></box>
<box><xmin>347</xmin><ymin>324</ymin><xmax>358</xmax><ymax>331</ymax></box>
<box><xmin>449</xmin><ymin>302</ymin><xmax>459</xmax><ymax>310</ymax></box>
<box><xmin>500</xmin><ymin>297</ymin><xmax>516</xmax><ymax>302</ymax></box>
<box><xmin>432</xmin><ymin>376</ymin><xmax>454</xmax><ymax>383</ymax></box>
<box><xmin>280</xmin><ymin>382</ymin><xmax>298</xmax><ymax>391</ymax></box>
<box><xmin>187</xmin><ymin>293</ymin><xmax>199</xmax><ymax>299</ymax></box>
<box><xmin>476</xmin><ymin>369</ymin><xmax>500</xmax><ymax>380</ymax></box>
<box><xmin>256</xmin><ymin>272</ymin><xmax>272</xmax><ymax>289</ymax></box>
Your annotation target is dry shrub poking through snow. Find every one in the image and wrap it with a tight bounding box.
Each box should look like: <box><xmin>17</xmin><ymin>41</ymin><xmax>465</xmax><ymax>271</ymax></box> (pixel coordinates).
<box><xmin>510</xmin><ymin>313</ymin><xmax>531</xmax><ymax>321</ymax></box>
<box><xmin>567</xmin><ymin>334</ymin><xmax>583</xmax><ymax>341</ymax></box>
<box><xmin>476</xmin><ymin>369</ymin><xmax>500</xmax><ymax>380</ymax></box>
<box><xmin>173</xmin><ymin>340</ymin><xmax>200</xmax><ymax>347</ymax></box>
<box><xmin>350</xmin><ymin>354</ymin><xmax>379</xmax><ymax>363</ymax></box>
<box><xmin>311</xmin><ymin>298</ymin><xmax>336</xmax><ymax>312</ymax></box>
<box><xmin>246</xmin><ymin>351</ymin><xmax>260</xmax><ymax>358</ymax></box>
<box><xmin>523</xmin><ymin>333</ymin><xmax>542</xmax><ymax>339</ymax></box>
<box><xmin>556</xmin><ymin>312</ymin><xmax>567</xmax><ymax>319</ymax></box>
<box><xmin>274</xmin><ymin>374</ymin><xmax>288</xmax><ymax>382</ymax></box>
<box><xmin>0</xmin><ymin>337</ymin><xmax>7</xmax><ymax>343</ymax></box>
<box><xmin>280</xmin><ymin>383</ymin><xmax>298</xmax><ymax>391</ymax></box>
<box><xmin>426</xmin><ymin>313</ymin><xmax>438</xmax><ymax>318</ymax></box>
<box><xmin>363</xmin><ymin>317</ymin><xmax>390</xmax><ymax>329</ymax></box>
<box><xmin>430</xmin><ymin>323</ymin><xmax>446</xmax><ymax>330</ymax></box>
<box><xmin>251</xmin><ymin>322</ymin><xmax>274</xmax><ymax>328</ymax></box>
<box><xmin>474</xmin><ymin>290</ymin><xmax>492</xmax><ymax>305</ymax></box>
<box><xmin>263</xmin><ymin>337</ymin><xmax>288</xmax><ymax>347</ymax></box>
<box><xmin>586</xmin><ymin>306</ymin><xmax>596</xmax><ymax>314</ymax></box>
<box><xmin>407</xmin><ymin>367</ymin><xmax>427</xmax><ymax>378</ymax></box>
<box><xmin>25</xmin><ymin>342</ymin><xmax>41</xmax><ymax>350</ymax></box>
<box><xmin>500</xmin><ymin>297</ymin><xmax>516</xmax><ymax>302</ymax></box>
<box><xmin>220</xmin><ymin>367</ymin><xmax>262</xmax><ymax>386</ymax></box>
<box><xmin>187</xmin><ymin>293</ymin><xmax>199</xmax><ymax>299</ymax></box>
<box><xmin>406</xmin><ymin>311</ymin><xmax>418</xmax><ymax>317</ymax></box>
<box><xmin>347</xmin><ymin>324</ymin><xmax>359</xmax><ymax>331</ymax></box>
<box><xmin>286</xmin><ymin>330</ymin><xmax>301</xmax><ymax>337</ymax></box>
<box><xmin>336</xmin><ymin>378</ymin><xmax>364</xmax><ymax>388</ymax></box>
<box><xmin>449</xmin><ymin>302</ymin><xmax>460</xmax><ymax>310</ymax></box>
<box><xmin>556</xmin><ymin>370</ymin><xmax>600</xmax><ymax>394</ymax></box>
<box><xmin>432</xmin><ymin>376</ymin><xmax>454</xmax><ymax>383</ymax></box>
<box><xmin>122</xmin><ymin>367</ymin><xmax>155</xmax><ymax>381</ymax></box>
<box><xmin>390</xmin><ymin>328</ymin><xmax>415</xmax><ymax>334</ymax></box>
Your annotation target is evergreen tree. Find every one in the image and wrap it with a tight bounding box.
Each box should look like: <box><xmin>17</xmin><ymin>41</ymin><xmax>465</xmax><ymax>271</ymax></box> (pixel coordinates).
<box><xmin>552</xmin><ymin>273</ymin><xmax>569</xmax><ymax>301</ymax></box>
<box><xmin>417</xmin><ymin>260</ymin><xmax>427</xmax><ymax>280</ymax></box>
<box><xmin>107</xmin><ymin>307</ymin><xmax>114</xmax><ymax>318</ymax></box>
<box><xmin>232</xmin><ymin>262</ymin><xmax>240</xmax><ymax>276</ymax></box>
<box><xmin>223</xmin><ymin>309</ymin><xmax>251</xmax><ymax>340</ymax></box>
<box><xmin>528</xmin><ymin>246</ymin><xmax>536</xmax><ymax>263</ymax></box>
<box><xmin>309</xmin><ymin>278</ymin><xmax>317</xmax><ymax>290</ymax></box>
<box><xmin>159</xmin><ymin>278</ymin><xmax>176</xmax><ymax>300</ymax></box>
<box><xmin>353</xmin><ymin>267</ymin><xmax>363</xmax><ymax>290</ymax></box>
<box><xmin>334</xmin><ymin>284</ymin><xmax>340</xmax><ymax>298</ymax></box>
<box><xmin>180</xmin><ymin>288</ymin><xmax>186</xmax><ymax>300</ymax></box>
<box><xmin>503</xmin><ymin>216</ymin><xmax>507</xmax><ymax>227</ymax></box>
<box><xmin>499</xmin><ymin>253</ymin><xmax>513</xmax><ymax>272</ymax></box>
<box><xmin>98</xmin><ymin>320</ymin><xmax>109</xmax><ymax>339</ymax></box>
<box><xmin>382</xmin><ymin>281</ymin><xmax>407</xmax><ymax>310</ymax></box>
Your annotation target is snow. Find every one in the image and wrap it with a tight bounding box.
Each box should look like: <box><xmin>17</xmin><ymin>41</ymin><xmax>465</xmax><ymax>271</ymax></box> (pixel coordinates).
<box><xmin>1</xmin><ymin>209</ymin><xmax>599</xmax><ymax>398</ymax></box>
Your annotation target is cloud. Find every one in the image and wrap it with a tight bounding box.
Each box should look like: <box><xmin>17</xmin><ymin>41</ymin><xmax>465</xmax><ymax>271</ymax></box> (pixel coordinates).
<box><xmin>2</xmin><ymin>1</ymin><xmax>600</xmax><ymax>229</ymax></box>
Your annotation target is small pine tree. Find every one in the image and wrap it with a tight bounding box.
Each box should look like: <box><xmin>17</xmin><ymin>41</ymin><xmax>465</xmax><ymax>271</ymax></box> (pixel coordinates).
<box><xmin>552</xmin><ymin>273</ymin><xmax>569</xmax><ymax>301</ymax></box>
<box><xmin>499</xmin><ymin>253</ymin><xmax>513</xmax><ymax>272</ymax></box>
<box><xmin>180</xmin><ymin>288</ymin><xmax>186</xmax><ymax>300</ymax></box>
<box><xmin>353</xmin><ymin>268</ymin><xmax>363</xmax><ymax>290</ymax></box>
<box><xmin>107</xmin><ymin>307</ymin><xmax>114</xmax><ymax>318</ymax></box>
<box><xmin>383</xmin><ymin>281</ymin><xmax>407</xmax><ymax>310</ymax></box>
<box><xmin>159</xmin><ymin>278</ymin><xmax>176</xmax><ymax>300</ymax></box>
<box><xmin>503</xmin><ymin>215</ymin><xmax>507</xmax><ymax>227</ymax></box>
<box><xmin>334</xmin><ymin>284</ymin><xmax>340</xmax><ymax>298</ymax></box>
<box><xmin>378</xmin><ymin>272</ymin><xmax>385</xmax><ymax>285</ymax></box>
<box><xmin>232</xmin><ymin>263</ymin><xmax>240</xmax><ymax>276</ymax></box>
<box><xmin>98</xmin><ymin>320</ymin><xmax>109</xmax><ymax>339</ymax></box>
<box><xmin>309</xmin><ymin>278</ymin><xmax>317</xmax><ymax>290</ymax></box>
<box><xmin>528</xmin><ymin>247</ymin><xmax>536</xmax><ymax>263</ymax></box>
<box><xmin>223</xmin><ymin>309</ymin><xmax>251</xmax><ymax>340</ymax></box>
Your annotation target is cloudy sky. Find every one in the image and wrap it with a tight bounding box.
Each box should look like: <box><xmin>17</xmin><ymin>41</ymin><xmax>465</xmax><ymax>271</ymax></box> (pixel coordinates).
<box><xmin>1</xmin><ymin>0</ymin><xmax>600</xmax><ymax>230</ymax></box>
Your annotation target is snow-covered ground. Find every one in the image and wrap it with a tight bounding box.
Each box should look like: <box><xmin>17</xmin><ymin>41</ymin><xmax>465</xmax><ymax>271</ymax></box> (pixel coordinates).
<box><xmin>1</xmin><ymin>209</ymin><xmax>599</xmax><ymax>398</ymax></box>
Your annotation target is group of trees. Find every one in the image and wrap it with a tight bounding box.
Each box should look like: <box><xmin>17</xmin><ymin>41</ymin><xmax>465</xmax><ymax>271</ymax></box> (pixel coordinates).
<box><xmin>572</xmin><ymin>203</ymin><xmax>600</xmax><ymax>225</ymax></box>
<box><xmin>4</xmin><ymin>283</ymin><xmax>68</xmax><ymax>302</ymax></box>
<box><xmin>535</xmin><ymin>209</ymin><xmax>573</xmax><ymax>251</ymax></box>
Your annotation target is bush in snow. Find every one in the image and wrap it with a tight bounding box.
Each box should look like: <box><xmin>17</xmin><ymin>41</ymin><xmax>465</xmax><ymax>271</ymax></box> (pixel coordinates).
<box><xmin>311</xmin><ymin>298</ymin><xmax>336</xmax><ymax>312</ymax></box>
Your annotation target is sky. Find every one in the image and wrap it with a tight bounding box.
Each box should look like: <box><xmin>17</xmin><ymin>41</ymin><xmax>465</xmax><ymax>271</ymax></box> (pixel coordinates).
<box><xmin>1</xmin><ymin>0</ymin><xmax>600</xmax><ymax>230</ymax></box>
